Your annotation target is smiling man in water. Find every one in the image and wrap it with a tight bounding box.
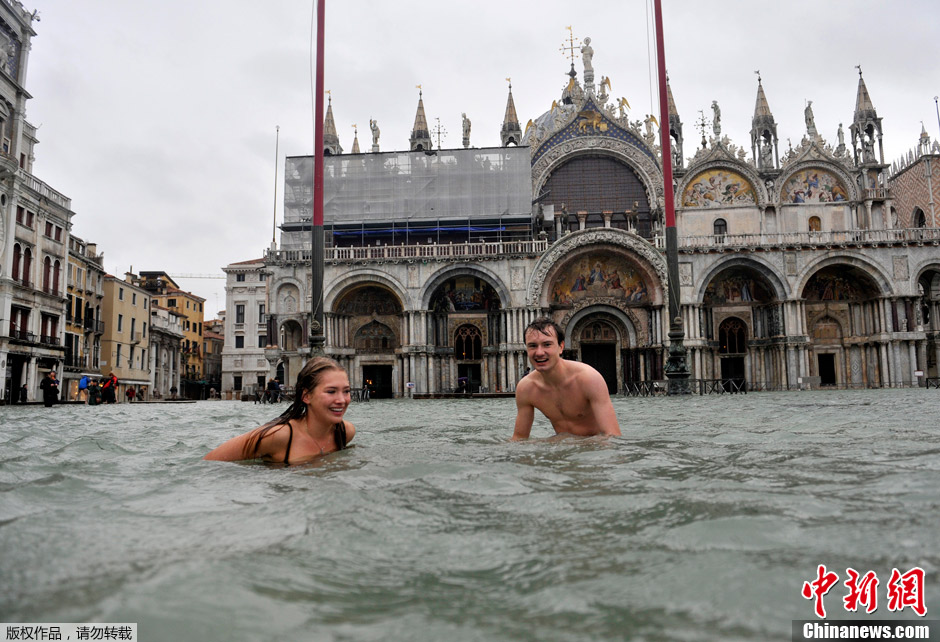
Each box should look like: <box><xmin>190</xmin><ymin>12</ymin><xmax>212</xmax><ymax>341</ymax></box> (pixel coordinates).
<box><xmin>512</xmin><ymin>317</ymin><xmax>621</xmax><ymax>440</ymax></box>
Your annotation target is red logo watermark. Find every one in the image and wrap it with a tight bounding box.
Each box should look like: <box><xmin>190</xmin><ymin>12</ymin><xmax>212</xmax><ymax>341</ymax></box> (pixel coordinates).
<box><xmin>802</xmin><ymin>565</ymin><xmax>926</xmax><ymax>618</ymax></box>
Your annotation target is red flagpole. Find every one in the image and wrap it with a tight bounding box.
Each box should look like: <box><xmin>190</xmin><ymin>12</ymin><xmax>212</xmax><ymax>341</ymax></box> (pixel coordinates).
<box><xmin>653</xmin><ymin>0</ymin><xmax>691</xmax><ymax>392</ymax></box>
<box><xmin>653</xmin><ymin>0</ymin><xmax>675</xmax><ymax>230</ymax></box>
<box><xmin>311</xmin><ymin>0</ymin><xmax>326</xmax><ymax>351</ymax></box>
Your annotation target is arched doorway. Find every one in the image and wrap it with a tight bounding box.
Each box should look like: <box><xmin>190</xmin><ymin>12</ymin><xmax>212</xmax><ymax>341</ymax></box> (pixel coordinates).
<box><xmin>811</xmin><ymin>317</ymin><xmax>843</xmax><ymax>386</ymax></box>
<box><xmin>578</xmin><ymin>319</ymin><xmax>618</xmax><ymax>394</ymax></box>
<box><xmin>702</xmin><ymin>264</ymin><xmax>780</xmax><ymax>386</ymax></box>
<box><xmin>355</xmin><ymin>320</ymin><xmax>397</xmax><ymax>398</ymax></box>
<box><xmin>454</xmin><ymin>323</ymin><xmax>483</xmax><ymax>392</ymax></box>
<box><xmin>279</xmin><ymin>320</ymin><xmax>304</xmax><ymax>351</ymax></box>
<box><xmin>802</xmin><ymin>265</ymin><xmax>882</xmax><ymax>387</ymax></box>
<box><xmin>718</xmin><ymin>317</ymin><xmax>747</xmax><ymax>391</ymax></box>
<box><xmin>428</xmin><ymin>274</ymin><xmax>502</xmax><ymax>393</ymax></box>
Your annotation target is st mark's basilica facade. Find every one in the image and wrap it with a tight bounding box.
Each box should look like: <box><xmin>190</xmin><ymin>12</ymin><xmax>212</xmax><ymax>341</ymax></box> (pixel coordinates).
<box><xmin>221</xmin><ymin>39</ymin><xmax>940</xmax><ymax>399</ymax></box>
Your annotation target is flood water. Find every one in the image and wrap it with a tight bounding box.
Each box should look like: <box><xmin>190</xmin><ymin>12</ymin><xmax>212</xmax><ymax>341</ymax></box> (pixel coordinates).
<box><xmin>1</xmin><ymin>390</ymin><xmax>938</xmax><ymax>641</ymax></box>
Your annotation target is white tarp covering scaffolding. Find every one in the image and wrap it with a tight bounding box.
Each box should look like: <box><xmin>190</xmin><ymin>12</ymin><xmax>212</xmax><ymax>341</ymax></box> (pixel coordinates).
<box><xmin>281</xmin><ymin>147</ymin><xmax>532</xmax><ymax>248</ymax></box>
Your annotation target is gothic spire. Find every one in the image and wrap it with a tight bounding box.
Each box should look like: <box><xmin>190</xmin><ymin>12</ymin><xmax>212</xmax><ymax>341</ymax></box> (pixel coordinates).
<box><xmin>850</xmin><ymin>67</ymin><xmax>884</xmax><ymax>166</ymax></box>
<box><xmin>351</xmin><ymin>126</ymin><xmax>360</xmax><ymax>154</ymax></box>
<box><xmin>323</xmin><ymin>95</ymin><xmax>343</xmax><ymax>155</ymax></box>
<box><xmin>410</xmin><ymin>87</ymin><xmax>432</xmax><ymax>151</ymax></box>
<box><xmin>501</xmin><ymin>80</ymin><xmax>523</xmax><ymax>147</ymax></box>
<box><xmin>750</xmin><ymin>73</ymin><xmax>778</xmax><ymax>170</ymax></box>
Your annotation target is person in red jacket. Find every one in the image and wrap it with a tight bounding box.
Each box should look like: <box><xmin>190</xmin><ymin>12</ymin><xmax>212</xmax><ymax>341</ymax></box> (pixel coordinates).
<box><xmin>102</xmin><ymin>372</ymin><xmax>118</xmax><ymax>404</ymax></box>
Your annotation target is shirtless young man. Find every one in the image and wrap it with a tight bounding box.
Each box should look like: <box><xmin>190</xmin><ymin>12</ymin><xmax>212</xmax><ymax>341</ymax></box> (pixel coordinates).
<box><xmin>512</xmin><ymin>318</ymin><xmax>621</xmax><ymax>440</ymax></box>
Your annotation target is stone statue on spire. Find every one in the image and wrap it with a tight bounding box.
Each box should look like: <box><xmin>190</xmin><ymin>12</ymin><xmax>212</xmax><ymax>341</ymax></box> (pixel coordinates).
<box><xmin>462</xmin><ymin>113</ymin><xmax>471</xmax><ymax>148</ymax></box>
<box><xmin>370</xmin><ymin>119</ymin><xmax>380</xmax><ymax>152</ymax></box>
<box><xmin>805</xmin><ymin>101</ymin><xmax>817</xmax><ymax>138</ymax></box>
<box><xmin>581</xmin><ymin>36</ymin><xmax>595</xmax><ymax>92</ymax></box>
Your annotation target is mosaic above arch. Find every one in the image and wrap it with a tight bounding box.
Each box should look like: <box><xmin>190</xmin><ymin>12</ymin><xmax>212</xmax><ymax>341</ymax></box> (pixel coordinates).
<box><xmin>782</xmin><ymin>169</ymin><xmax>848</xmax><ymax>204</ymax></box>
<box><xmin>681</xmin><ymin>169</ymin><xmax>756</xmax><ymax>208</ymax></box>
<box><xmin>335</xmin><ymin>285</ymin><xmax>403</xmax><ymax>315</ymax></box>
<box><xmin>431</xmin><ymin>276</ymin><xmax>500</xmax><ymax>312</ymax></box>
<box><xmin>703</xmin><ymin>267</ymin><xmax>775</xmax><ymax>305</ymax></box>
<box><xmin>550</xmin><ymin>251</ymin><xmax>649</xmax><ymax>305</ymax></box>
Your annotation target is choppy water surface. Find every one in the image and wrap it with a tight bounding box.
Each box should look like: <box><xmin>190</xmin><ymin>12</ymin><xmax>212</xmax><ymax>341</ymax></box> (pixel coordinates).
<box><xmin>1</xmin><ymin>390</ymin><xmax>938</xmax><ymax>641</ymax></box>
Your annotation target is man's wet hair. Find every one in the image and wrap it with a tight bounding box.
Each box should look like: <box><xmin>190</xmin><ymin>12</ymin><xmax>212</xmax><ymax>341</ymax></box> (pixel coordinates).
<box><xmin>524</xmin><ymin>317</ymin><xmax>565</xmax><ymax>344</ymax></box>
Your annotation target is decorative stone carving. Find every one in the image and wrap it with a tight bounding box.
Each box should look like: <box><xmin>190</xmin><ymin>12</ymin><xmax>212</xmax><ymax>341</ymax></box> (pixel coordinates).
<box><xmin>511</xmin><ymin>266</ymin><xmax>525</xmax><ymax>290</ymax></box>
<box><xmin>527</xmin><ymin>228</ymin><xmax>667</xmax><ymax>306</ymax></box>
<box><xmin>785</xmin><ymin>252</ymin><xmax>798</xmax><ymax>276</ymax></box>
<box><xmin>893</xmin><ymin>255</ymin><xmax>909</xmax><ymax>281</ymax></box>
<box><xmin>408</xmin><ymin>265</ymin><xmax>419</xmax><ymax>288</ymax></box>
<box><xmin>679</xmin><ymin>262</ymin><xmax>693</xmax><ymax>286</ymax></box>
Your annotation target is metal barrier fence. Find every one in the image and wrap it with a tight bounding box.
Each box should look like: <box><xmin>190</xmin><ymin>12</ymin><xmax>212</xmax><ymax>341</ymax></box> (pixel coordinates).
<box><xmin>621</xmin><ymin>378</ymin><xmax>940</xmax><ymax>396</ymax></box>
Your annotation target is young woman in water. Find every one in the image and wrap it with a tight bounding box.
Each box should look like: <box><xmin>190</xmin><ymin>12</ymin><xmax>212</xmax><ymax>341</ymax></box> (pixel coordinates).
<box><xmin>205</xmin><ymin>357</ymin><xmax>356</xmax><ymax>464</ymax></box>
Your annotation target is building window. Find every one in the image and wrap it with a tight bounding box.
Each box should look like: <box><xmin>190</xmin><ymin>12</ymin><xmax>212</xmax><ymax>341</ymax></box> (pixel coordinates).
<box><xmin>258</xmin><ymin>335</ymin><xmax>267</xmax><ymax>348</ymax></box>
<box><xmin>235</xmin><ymin>335</ymin><xmax>245</xmax><ymax>349</ymax></box>
<box><xmin>118</xmin><ymin>314</ymin><xmax>124</xmax><ymax>332</ymax></box>
<box><xmin>130</xmin><ymin>318</ymin><xmax>136</xmax><ymax>338</ymax></box>
<box><xmin>259</xmin><ymin>304</ymin><xmax>266</xmax><ymax>323</ymax></box>
<box><xmin>713</xmin><ymin>218</ymin><xmax>728</xmax><ymax>237</ymax></box>
<box><xmin>809</xmin><ymin>216</ymin><xmax>821</xmax><ymax>232</ymax></box>
<box><xmin>116</xmin><ymin>344</ymin><xmax>122</xmax><ymax>367</ymax></box>
<box><xmin>235</xmin><ymin>304</ymin><xmax>245</xmax><ymax>324</ymax></box>
<box><xmin>54</xmin><ymin>226</ymin><xmax>62</xmax><ymax>242</ymax></box>
<box><xmin>143</xmin><ymin>322</ymin><xmax>147</xmax><ymax>337</ymax></box>
<box><xmin>22</xmin><ymin>247</ymin><xmax>32</xmax><ymax>285</ymax></box>
<box><xmin>719</xmin><ymin>317</ymin><xmax>748</xmax><ymax>354</ymax></box>
<box><xmin>454</xmin><ymin>324</ymin><xmax>483</xmax><ymax>361</ymax></box>
<box><xmin>12</xmin><ymin>243</ymin><xmax>20</xmax><ymax>281</ymax></box>
<box><xmin>53</xmin><ymin>260</ymin><xmax>61</xmax><ymax>294</ymax></box>
<box><xmin>132</xmin><ymin>292</ymin><xmax>137</xmax><ymax>305</ymax></box>
<box><xmin>236</xmin><ymin>274</ymin><xmax>246</xmax><ymax>282</ymax></box>
<box><xmin>233</xmin><ymin>376</ymin><xmax>242</xmax><ymax>391</ymax></box>
<box><xmin>167</xmin><ymin>298</ymin><xmax>177</xmax><ymax>307</ymax></box>
<box><xmin>119</xmin><ymin>287</ymin><xmax>124</xmax><ymax>301</ymax></box>
<box><xmin>45</xmin><ymin>221</ymin><xmax>53</xmax><ymax>237</ymax></box>
<box><xmin>260</xmin><ymin>273</ymin><xmax>267</xmax><ymax>281</ymax></box>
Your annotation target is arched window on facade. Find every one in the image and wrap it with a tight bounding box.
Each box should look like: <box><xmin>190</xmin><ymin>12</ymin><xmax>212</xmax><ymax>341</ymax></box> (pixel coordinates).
<box><xmin>454</xmin><ymin>324</ymin><xmax>482</xmax><ymax>361</ymax></box>
<box><xmin>53</xmin><ymin>260</ymin><xmax>61</xmax><ymax>295</ymax></box>
<box><xmin>42</xmin><ymin>256</ymin><xmax>51</xmax><ymax>292</ymax></box>
<box><xmin>718</xmin><ymin>317</ymin><xmax>747</xmax><ymax>354</ymax></box>
<box><xmin>713</xmin><ymin>218</ymin><xmax>728</xmax><ymax>237</ymax></box>
<box><xmin>12</xmin><ymin>243</ymin><xmax>20</xmax><ymax>281</ymax></box>
<box><xmin>22</xmin><ymin>247</ymin><xmax>31</xmax><ymax>285</ymax></box>
<box><xmin>809</xmin><ymin>216</ymin><xmax>821</xmax><ymax>232</ymax></box>
<box><xmin>913</xmin><ymin>208</ymin><xmax>927</xmax><ymax>228</ymax></box>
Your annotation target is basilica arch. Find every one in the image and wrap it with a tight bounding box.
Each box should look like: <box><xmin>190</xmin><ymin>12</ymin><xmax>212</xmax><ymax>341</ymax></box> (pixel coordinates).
<box><xmin>800</xmin><ymin>258</ymin><xmax>888</xmax><ymax>388</ymax></box>
<box><xmin>423</xmin><ymin>265</ymin><xmax>506</xmax><ymax>394</ymax></box>
<box><xmin>528</xmin><ymin>228</ymin><xmax>668</xmax><ymax>390</ymax></box>
<box><xmin>697</xmin><ymin>257</ymin><xmax>787</xmax><ymax>387</ymax></box>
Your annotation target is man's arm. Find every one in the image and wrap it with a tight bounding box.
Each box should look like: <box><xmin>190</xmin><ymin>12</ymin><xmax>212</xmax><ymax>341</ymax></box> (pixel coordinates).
<box><xmin>511</xmin><ymin>382</ymin><xmax>535</xmax><ymax>441</ymax></box>
<box><xmin>584</xmin><ymin>369</ymin><xmax>622</xmax><ymax>436</ymax></box>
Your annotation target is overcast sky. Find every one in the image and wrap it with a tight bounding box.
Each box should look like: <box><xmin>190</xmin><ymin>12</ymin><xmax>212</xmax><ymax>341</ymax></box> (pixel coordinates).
<box><xmin>25</xmin><ymin>0</ymin><xmax>940</xmax><ymax>316</ymax></box>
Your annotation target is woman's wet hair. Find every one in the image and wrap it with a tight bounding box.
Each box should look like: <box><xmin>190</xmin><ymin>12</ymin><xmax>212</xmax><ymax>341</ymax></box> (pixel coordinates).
<box><xmin>524</xmin><ymin>317</ymin><xmax>565</xmax><ymax>345</ymax></box>
<box><xmin>242</xmin><ymin>357</ymin><xmax>346</xmax><ymax>460</ymax></box>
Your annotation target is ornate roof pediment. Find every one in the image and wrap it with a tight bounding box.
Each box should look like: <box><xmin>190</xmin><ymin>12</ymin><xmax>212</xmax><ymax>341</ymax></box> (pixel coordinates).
<box><xmin>688</xmin><ymin>138</ymin><xmax>750</xmax><ymax>168</ymax></box>
<box><xmin>530</xmin><ymin>97</ymin><xmax>657</xmax><ymax>167</ymax></box>
<box><xmin>780</xmin><ymin>136</ymin><xmax>850</xmax><ymax>172</ymax></box>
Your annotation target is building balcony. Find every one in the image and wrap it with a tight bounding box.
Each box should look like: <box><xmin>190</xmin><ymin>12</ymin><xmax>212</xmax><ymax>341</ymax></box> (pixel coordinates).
<box><xmin>83</xmin><ymin>318</ymin><xmax>105</xmax><ymax>334</ymax></box>
<box><xmin>678</xmin><ymin>227</ymin><xmax>940</xmax><ymax>252</ymax></box>
<box><xmin>265</xmin><ymin>239</ymin><xmax>550</xmax><ymax>264</ymax></box>
<box><xmin>18</xmin><ymin>168</ymin><xmax>72</xmax><ymax>210</ymax></box>
<box><xmin>130</xmin><ymin>331</ymin><xmax>143</xmax><ymax>345</ymax></box>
